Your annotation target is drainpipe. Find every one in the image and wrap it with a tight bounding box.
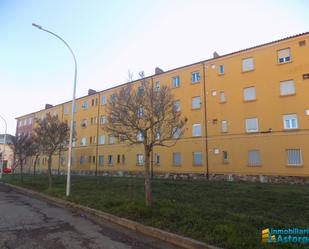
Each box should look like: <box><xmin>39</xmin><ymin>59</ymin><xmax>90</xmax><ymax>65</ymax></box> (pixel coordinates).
<box><xmin>202</xmin><ymin>62</ymin><xmax>209</xmax><ymax>180</ymax></box>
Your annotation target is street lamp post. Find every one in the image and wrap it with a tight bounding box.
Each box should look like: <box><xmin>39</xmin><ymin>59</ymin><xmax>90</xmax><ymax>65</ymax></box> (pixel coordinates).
<box><xmin>32</xmin><ymin>23</ymin><xmax>77</xmax><ymax>196</ymax></box>
<box><xmin>0</xmin><ymin>115</ymin><xmax>7</xmax><ymax>180</ymax></box>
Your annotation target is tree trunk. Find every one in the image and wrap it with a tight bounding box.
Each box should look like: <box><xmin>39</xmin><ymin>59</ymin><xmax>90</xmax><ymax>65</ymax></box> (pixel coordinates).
<box><xmin>20</xmin><ymin>159</ymin><xmax>24</xmax><ymax>183</ymax></box>
<box><xmin>144</xmin><ymin>148</ymin><xmax>152</xmax><ymax>207</ymax></box>
<box><xmin>33</xmin><ymin>155</ymin><xmax>38</xmax><ymax>176</ymax></box>
<box><xmin>47</xmin><ymin>155</ymin><xmax>53</xmax><ymax>188</ymax></box>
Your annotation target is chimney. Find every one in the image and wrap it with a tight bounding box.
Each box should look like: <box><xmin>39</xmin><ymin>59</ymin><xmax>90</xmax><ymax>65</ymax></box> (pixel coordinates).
<box><xmin>213</xmin><ymin>51</ymin><xmax>220</xmax><ymax>58</ymax></box>
<box><xmin>88</xmin><ymin>89</ymin><xmax>97</xmax><ymax>95</ymax></box>
<box><xmin>45</xmin><ymin>104</ymin><xmax>53</xmax><ymax>109</ymax></box>
<box><xmin>155</xmin><ymin>67</ymin><xmax>164</xmax><ymax>75</ymax></box>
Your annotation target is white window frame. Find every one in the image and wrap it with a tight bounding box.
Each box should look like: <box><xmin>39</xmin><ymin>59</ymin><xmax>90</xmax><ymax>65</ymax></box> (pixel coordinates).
<box><xmin>192</xmin><ymin>124</ymin><xmax>201</xmax><ymax>137</ymax></box>
<box><xmin>245</xmin><ymin>118</ymin><xmax>259</xmax><ymax>133</ymax></box>
<box><xmin>221</xmin><ymin>120</ymin><xmax>228</xmax><ymax>132</ymax></box>
<box><xmin>277</xmin><ymin>48</ymin><xmax>291</xmax><ymax>64</ymax></box>
<box><xmin>286</xmin><ymin>149</ymin><xmax>302</xmax><ymax>166</ymax></box>
<box><xmin>136</xmin><ymin>154</ymin><xmax>144</xmax><ymax>166</ymax></box>
<box><xmin>108</xmin><ymin>134</ymin><xmax>114</xmax><ymax>144</ymax></box>
<box><xmin>173</xmin><ymin>100</ymin><xmax>180</xmax><ymax>112</ymax></box>
<box><xmin>218</xmin><ymin>64</ymin><xmax>224</xmax><ymax>75</ymax></box>
<box><xmin>99</xmin><ymin>135</ymin><xmax>105</xmax><ymax>145</ymax></box>
<box><xmin>83</xmin><ymin>100</ymin><xmax>88</xmax><ymax>109</ymax></box>
<box><xmin>283</xmin><ymin>114</ymin><xmax>298</xmax><ymax>129</ymax></box>
<box><xmin>193</xmin><ymin>152</ymin><xmax>202</xmax><ymax>166</ymax></box>
<box><xmin>191</xmin><ymin>96</ymin><xmax>201</xmax><ymax>109</ymax></box>
<box><xmin>172</xmin><ymin>76</ymin><xmax>180</xmax><ymax>88</ymax></box>
<box><xmin>243</xmin><ymin>86</ymin><xmax>256</xmax><ymax>101</ymax></box>
<box><xmin>172</xmin><ymin>127</ymin><xmax>181</xmax><ymax>139</ymax></box>
<box><xmin>99</xmin><ymin>155</ymin><xmax>104</xmax><ymax>166</ymax></box>
<box><xmin>154</xmin><ymin>81</ymin><xmax>160</xmax><ymax>91</ymax></box>
<box><xmin>248</xmin><ymin>150</ymin><xmax>261</xmax><ymax>166</ymax></box>
<box><xmin>220</xmin><ymin>91</ymin><xmax>226</xmax><ymax>103</ymax></box>
<box><xmin>242</xmin><ymin>57</ymin><xmax>254</xmax><ymax>72</ymax></box>
<box><xmin>101</xmin><ymin>95</ymin><xmax>107</xmax><ymax>105</ymax></box>
<box><xmin>191</xmin><ymin>71</ymin><xmax>200</xmax><ymax>83</ymax></box>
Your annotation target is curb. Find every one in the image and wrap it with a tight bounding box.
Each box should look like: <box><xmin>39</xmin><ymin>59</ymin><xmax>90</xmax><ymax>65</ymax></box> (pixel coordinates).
<box><xmin>2</xmin><ymin>183</ymin><xmax>221</xmax><ymax>249</ymax></box>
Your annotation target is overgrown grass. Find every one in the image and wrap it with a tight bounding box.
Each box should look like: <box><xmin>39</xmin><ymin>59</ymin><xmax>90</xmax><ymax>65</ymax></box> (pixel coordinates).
<box><xmin>2</xmin><ymin>174</ymin><xmax>309</xmax><ymax>249</ymax></box>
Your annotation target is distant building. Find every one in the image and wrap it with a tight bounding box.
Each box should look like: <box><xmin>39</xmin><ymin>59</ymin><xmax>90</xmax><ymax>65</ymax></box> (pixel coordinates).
<box><xmin>15</xmin><ymin>32</ymin><xmax>309</xmax><ymax>183</ymax></box>
<box><xmin>0</xmin><ymin>134</ymin><xmax>14</xmax><ymax>169</ymax></box>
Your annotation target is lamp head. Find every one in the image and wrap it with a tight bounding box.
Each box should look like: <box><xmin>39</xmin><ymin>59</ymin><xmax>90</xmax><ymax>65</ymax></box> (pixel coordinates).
<box><xmin>32</xmin><ymin>23</ymin><xmax>42</xmax><ymax>29</ymax></box>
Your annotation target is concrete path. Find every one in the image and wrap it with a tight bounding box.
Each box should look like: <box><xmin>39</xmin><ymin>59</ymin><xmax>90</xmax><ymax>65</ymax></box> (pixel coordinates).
<box><xmin>0</xmin><ymin>184</ymin><xmax>180</xmax><ymax>249</ymax></box>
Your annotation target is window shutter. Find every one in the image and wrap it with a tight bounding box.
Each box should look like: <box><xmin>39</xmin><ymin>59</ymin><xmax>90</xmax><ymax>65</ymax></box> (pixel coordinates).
<box><xmin>278</xmin><ymin>48</ymin><xmax>290</xmax><ymax>59</ymax></box>
<box><xmin>280</xmin><ymin>80</ymin><xmax>295</xmax><ymax>95</ymax></box>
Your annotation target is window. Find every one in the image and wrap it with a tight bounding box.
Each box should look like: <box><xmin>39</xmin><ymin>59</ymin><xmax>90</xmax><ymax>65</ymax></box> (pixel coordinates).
<box><xmin>155</xmin><ymin>153</ymin><xmax>160</xmax><ymax>165</ymax></box>
<box><xmin>299</xmin><ymin>40</ymin><xmax>306</xmax><ymax>47</ymax></box>
<box><xmin>219</xmin><ymin>65</ymin><xmax>224</xmax><ymax>74</ymax></box>
<box><xmin>193</xmin><ymin>152</ymin><xmax>202</xmax><ymax>165</ymax></box>
<box><xmin>172</xmin><ymin>76</ymin><xmax>180</xmax><ymax>88</ymax></box>
<box><xmin>136</xmin><ymin>154</ymin><xmax>144</xmax><ymax>166</ymax></box>
<box><xmin>101</xmin><ymin>115</ymin><xmax>106</xmax><ymax>125</ymax></box>
<box><xmin>242</xmin><ymin>58</ymin><xmax>254</xmax><ymax>72</ymax></box>
<box><xmin>122</xmin><ymin>154</ymin><xmax>125</xmax><ymax>164</ymax></box>
<box><xmin>222</xmin><ymin>151</ymin><xmax>229</xmax><ymax>163</ymax></box>
<box><xmin>108</xmin><ymin>155</ymin><xmax>113</xmax><ymax>165</ymax></box>
<box><xmin>91</xmin><ymin>99</ymin><xmax>95</xmax><ymax>106</ymax></box>
<box><xmin>221</xmin><ymin>120</ymin><xmax>228</xmax><ymax>132</ymax></box>
<box><xmin>99</xmin><ymin>155</ymin><xmax>104</xmax><ymax>166</ymax></box>
<box><xmin>92</xmin><ymin>156</ymin><xmax>96</xmax><ymax>163</ymax></box>
<box><xmin>192</xmin><ymin>124</ymin><xmax>201</xmax><ymax>136</ymax></box>
<box><xmin>80</xmin><ymin>137</ymin><xmax>87</xmax><ymax>146</ymax></box>
<box><xmin>220</xmin><ymin>91</ymin><xmax>226</xmax><ymax>103</ymax></box>
<box><xmin>90</xmin><ymin>136</ymin><xmax>93</xmax><ymax>144</ymax></box>
<box><xmin>64</xmin><ymin>107</ymin><xmax>69</xmax><ymax>115</ymax></box>
<box><xmin>286</xmin><ymin>149</ymin><xmax>302</xmax><ymax>166</ymax></box>
<box><xmin>248</xmin><ymin>150</ymin><xmax>261</xmax><ymax>166</ymax></box>
<box><xmin>79</xmin><ymin>156</ymin><xmax>85</xmax><ymax>165</ymax></box>
<box><xmin>117</xmin><ymin>154</ymin><xmax>121</xmax><ymax>164</ymax></box>
<box><xmin>88</xmin><ymin>156</ymin><xmax>92</xmax><ymax>163</ymax></box>
<box><xmin>277</xmin><ymin>48</ymin><xmax>291</xmax><ymax>63</ymax></box>
<box><xmin>93</xmin><ymin>136</ymin><xmax>96</xmax><ymax>144</ymax></box>
<box><xmin>244</xmin><ymin>87</ymin><xmax>256</xmax><ymax>101</ymax></box>
<box><xmin>137</xmin><ymin>86</ymin><xmax>144</xmax><ymax>96</ymax></box>
<box><xmin>81</xmin><ymin>119</ymin><xmax>87</xmax><ymax>128</ymax></box>
<box><xmin>245</xmin><ymin>118</ymin><xmax>258</xmax><ymax>132</ymax></box>
<box><xmin>60</xmin><ymin>156</ymin><xmax>65</xmax><ymax>166</ymax></box>
<box><xmin>83</xmin><ymin>100</ymin><xmax>88</xmax><ymax>109</ymax></box>
<box><xmin>283</xmin><ymin>114</ymin><xmax>298</xmax><ymax>129</ymax></box>
<box><xmin>91</xmin><ymin>117</ymin><xmax>94</xmax><ymax>125</ymax></box>
<box><xmin>303</xmin><ymin>73</ymin><xmax>309</xmax><ymax>80</ymax></box>
<box><xmin>108</xmin><ymin>134</ymin><xmax>114</xmax><ymax>144</ymax></box>
<box><xmin>155</xmin><ymin>131</ymin><xmax>160</xmax><ymax>140</ymax></box>
<box><xmin>101</xmin><ymin>95</ymin><xmax>107</xmax><ymax>105</ymax></box>
<box><xmin>211</xmin><ymin>90</ymin><xmax>217</xmax><ymax>96</ymax></box>
<box><xmin>191</xmin><ymin>72</ymin><xmax>200</xmax><ymax>83</ymax></box>
<box><xmin>172</xmin><ymin>127</ymin><xmax>181</xmax><ymax>138</ymax></box>
<box><xmin>192</xmin><ymin>96</ymin><xmax>201</xmax><ymax>109</ymax></box>
<box><xmin>137</xmin><ymin>131</ymin><xmax>144</xmax><ymax>141</ymax></box>
<box><xmin>154</xmin><ymin>81</ymin><xmax>160</xmax><ymax>91</ymax></box>
<box><xmin>173</xmin><ymin>100</ymin><xmax>180</xmax><ymax>112</ymax></box>
<box><xmin>110</xmin><ymin>94</ymin><xmax>116</xmax><ymax>103</ymax></box>
<box><xmin>137</xmin><ymin>107</ymin><xmax>144</xmax><ymax>117</ymax></box>
<box><xmin>173</xmin><ymin>153</ymin><xmax>181</xmax><ymax>166</ymax></box>
<box><xmin>280</xmin><ymin>80</ymin><xmax>295</xmax><ymax>96</ymax></box>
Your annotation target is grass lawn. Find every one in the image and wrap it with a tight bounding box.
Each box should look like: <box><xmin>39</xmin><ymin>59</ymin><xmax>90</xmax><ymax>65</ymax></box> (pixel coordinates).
<box><xmin>2</xmin><ymin>174</ymin><xmax>309</xmax><ymax>249</ymax></box>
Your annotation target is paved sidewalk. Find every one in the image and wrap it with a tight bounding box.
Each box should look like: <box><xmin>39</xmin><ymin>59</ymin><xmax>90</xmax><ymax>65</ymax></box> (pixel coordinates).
<box><xmin>0</xmin><ymin>184</ymin><xmax>180</xmax><ymax>249</ymax></box>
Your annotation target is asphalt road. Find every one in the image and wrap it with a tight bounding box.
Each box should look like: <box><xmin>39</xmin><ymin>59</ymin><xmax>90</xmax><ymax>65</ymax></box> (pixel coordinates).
<box><xmin>0</xmin><ymin>184</ymin><xmax>180</xmax><ymax>249</ymax></box>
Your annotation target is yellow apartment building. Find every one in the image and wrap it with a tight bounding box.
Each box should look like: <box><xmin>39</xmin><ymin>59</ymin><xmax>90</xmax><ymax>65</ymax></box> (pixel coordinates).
<box><xmin>16</xmin><ymin>32</ymin><xmax>309</xmax><ymax>182</ymax></box>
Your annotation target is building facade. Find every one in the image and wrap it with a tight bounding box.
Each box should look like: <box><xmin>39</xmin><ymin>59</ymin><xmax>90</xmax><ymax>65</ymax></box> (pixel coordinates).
<box><xmin>16</xmin><ymin>33</ymin><xmax>309</xmax><ymax>182</ymax></box>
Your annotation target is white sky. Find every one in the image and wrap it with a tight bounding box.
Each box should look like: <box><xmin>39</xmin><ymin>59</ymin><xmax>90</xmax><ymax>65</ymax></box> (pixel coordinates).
<box><xmin>0</xmin><ymin>0</ymin><xmax>308</xmax><ymax>134</ymax></box>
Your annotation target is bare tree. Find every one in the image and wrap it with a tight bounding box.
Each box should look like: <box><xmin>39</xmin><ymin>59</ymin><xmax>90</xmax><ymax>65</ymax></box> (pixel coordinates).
<box><xmin>105</xmin><ymin>76</ymin><xmax>187</xmax><ymax>207</ymax></box>
<box><xmin>10</xmin><ymin>134</ymin><xmax>33</xmax><ymax>182</ymax></box>
<box><xmin>33</xmin><ymin>113</ymin><xmax>70</xmax><ymax>188</ymax></box>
